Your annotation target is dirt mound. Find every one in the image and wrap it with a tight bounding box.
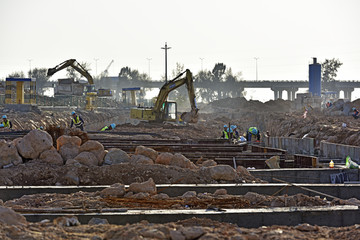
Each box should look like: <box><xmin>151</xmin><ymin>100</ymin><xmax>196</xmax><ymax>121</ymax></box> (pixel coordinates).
<box><xmin>0</xmin><ymin>160</ymin><xmax>263</xmax><ymax>186</ymax></box>
<box><xmin>209</xmin><ymin>97</ymin><xmax>293</xmax><ymax>112</ymax></box>
<box><xmin>5</xmin><ymin>190</ymin><xmax>337</xmax><ymax>211</ymax></box>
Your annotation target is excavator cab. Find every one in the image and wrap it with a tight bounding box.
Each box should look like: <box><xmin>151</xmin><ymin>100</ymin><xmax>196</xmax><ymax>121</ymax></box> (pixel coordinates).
<box><xmin>162</xmin><ymin>101</ymin><xmax>177</xmax><ymax>121</ymax></box>
<box><xmin>85</xmin><ymin>85</ymin><xmax>97</xmax><ymax>93</ymax></box>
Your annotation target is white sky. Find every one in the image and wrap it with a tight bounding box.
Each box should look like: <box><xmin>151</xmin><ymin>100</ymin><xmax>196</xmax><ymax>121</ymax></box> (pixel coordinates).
<box><xmin>0</xmin><ymin>0</ymin><xmax>359</xmax><ymax>82</ymax></box>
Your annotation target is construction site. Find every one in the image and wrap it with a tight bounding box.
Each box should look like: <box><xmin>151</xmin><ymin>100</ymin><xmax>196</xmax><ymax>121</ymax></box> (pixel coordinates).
<box><xmin>0</xmin><ymin>55</ymin><xmax>360</xmax><ymax>240</ymax></box>
<box><xmin>1</xmin><ymin>0</ymin><xmax>360</xmax><ymax>238</ymax></box>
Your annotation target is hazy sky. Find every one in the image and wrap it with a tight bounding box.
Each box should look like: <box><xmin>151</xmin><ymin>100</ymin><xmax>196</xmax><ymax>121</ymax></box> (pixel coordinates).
<box><xmin>0</xmin><ymin>0</ymin><xmax>359</xmax><ymax>82</ymax></box>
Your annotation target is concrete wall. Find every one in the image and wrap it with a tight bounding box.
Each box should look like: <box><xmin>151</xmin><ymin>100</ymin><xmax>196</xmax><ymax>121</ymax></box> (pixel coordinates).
<box><xmin>320</xmin><ymin>141</ymin><xmax>360</xmax><ymax>161</ymax></box>
<box><xmin>264</xmin><ymin>136</ymin><xmax>315</xmax><ymax>155</ymax></box>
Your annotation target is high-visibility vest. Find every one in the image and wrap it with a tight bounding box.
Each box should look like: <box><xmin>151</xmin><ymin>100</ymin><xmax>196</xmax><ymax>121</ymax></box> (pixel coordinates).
<box><xmin>249</xmin><ymin>127</ymin><xmax>258</xmax><ymax>135</ymax></box>
<box><xmin>223</xmin><ymin>130</ymin><xmax>229</xmax><ymax>139</ymax></box>
<box><xmin>3</xmin><ymin>120</ymin><xmax>10</xmax><ymax>128</ymax></box>
<box><xmin>101</xmin><ymin>126</ymin><xmax>109</xmax><ymax>131</ymax></box>
<box><xmin>72</xmin><ymin>116</ymin><xmax>82</xmax><ymax>127</ymax></box>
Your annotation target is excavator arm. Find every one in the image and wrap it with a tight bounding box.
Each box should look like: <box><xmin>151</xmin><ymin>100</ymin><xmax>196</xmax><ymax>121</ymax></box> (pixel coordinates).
<box><xmin>47</xmin><ymin>59</ymin><xmax>94</xmax><ymax>85</ymax></box>
<box><xmin>153</xmin><ymin>69</ymin><xmax>199</xmax><ymax>123</ymax></box>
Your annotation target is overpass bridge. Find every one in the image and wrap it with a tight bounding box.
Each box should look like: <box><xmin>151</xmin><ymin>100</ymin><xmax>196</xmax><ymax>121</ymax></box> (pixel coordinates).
<box><xmin>103</xmin><ymin>77</ymin><xmax>360</xmax><ymax>100</ymax></box>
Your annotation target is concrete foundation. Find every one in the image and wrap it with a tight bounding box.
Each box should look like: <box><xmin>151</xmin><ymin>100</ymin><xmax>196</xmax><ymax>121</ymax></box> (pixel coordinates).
<box><xmin>320</xmin><ymin>141</ymin><xmax>360</xmax><ymax>162</ymax></box>
<box><xmin>263</xmin><ymin>136</ymin><xmax>315</xmax><ymax>155</ymax></box>
<box><xmin>23</xmin><ymin>205</ymin><xmax>360</xmax><ymax>227</ymax></box>
<box><xmin>250</xmin><ymin>168</ymin><xmax>360</xmax><ymax>183</ymax></box>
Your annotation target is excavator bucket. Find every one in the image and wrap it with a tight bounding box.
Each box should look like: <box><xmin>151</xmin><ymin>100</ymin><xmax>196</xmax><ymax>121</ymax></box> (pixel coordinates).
<box><xmin>181</xmin><ymin>109</ymin><xmax>199</xmax><ymax>123</ymax></box>
<box><xmin>47</xmin><ymin>68</ymin><xmax>56</xmax><ymax>76</ymax></box>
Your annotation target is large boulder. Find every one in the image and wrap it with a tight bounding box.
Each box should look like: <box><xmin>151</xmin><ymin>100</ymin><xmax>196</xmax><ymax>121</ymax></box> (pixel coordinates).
<box><xmin>100</xmin><ymin>183</ymin><xmax>126</xmax><ymax>198</ymax></box>
<box><xmin>155</xmin><ymin>152</ymin><xmax>173</xmax><ymax>165</ymax></box>
<box><xmin>103</xmin><ymin>148</ymin><xmax>130</xmax><ymax>165</ymax></box>
<box><xmin>170</xmin><ymin>153</ymin><xmax>197</xmax><ymax>169</ymax></box>
<box><xmin>79</xmin><ymin>140</ymin><xmax>105</xmax><ymax>165</ymax></box>
<box><xmin>59</xmin><ymin>144</ymin><xmax>80</xmax><ymax>161</ymax></box>
<box><xmin>56</xmin><ymin>135</ymin><xmax>81</xmax><ymax>151</ymax></box>
<box><xmin>128</xmin><ymin>178</ymin><xmax>157</xmax><ymax>195</ymax></box>
<box><xmin>208</xmin><ymin>165</ymin><xmax>237</xmax><ymax>181</ymax></box>
<box><xmin>39</xmin><ymin>148</ymin><xmax>64</xmax><ymax>165</ymax></box>
<box><xmin>135</xmin><ymin>146</ymin><xmax>158</xmax><ymax>161</ymax></box>
<box><xmin>0</xmin><ymin>206</ymin><xmax>27</xmax><ymax>226</ymax></box>
<box><xmin>130</xmin><ymin>155</ymin><xmax>154</xmax><ymax>165</ymax></box>
<box><xmin>0</xmin><ymin>139</ymin><xmax>22</xmax><ymax>168</ymax></box>
<box><xmin>201</xmin><ymin>160</ymin><xmax>217</xmax><ymax>167</ymax></box>
<box><xmin>15</xmin><ymin>129</ymin><xmax>53</xmax><ymax>159</ymax></box>
<box><xmin>74</xmin><ymin>152</ymin><xmax>98</xmax><ymax>166</ymax></box>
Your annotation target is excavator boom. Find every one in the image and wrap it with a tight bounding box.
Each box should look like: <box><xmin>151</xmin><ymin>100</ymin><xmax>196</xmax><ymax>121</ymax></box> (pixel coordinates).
<box><xmin>47</xmin><ymin>59</ymin><xmax>94</xmax><ymax>85</ymax></box>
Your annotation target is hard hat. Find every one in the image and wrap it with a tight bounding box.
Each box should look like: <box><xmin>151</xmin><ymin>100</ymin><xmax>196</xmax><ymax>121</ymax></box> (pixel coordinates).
<box><xmin>233</xmin><ymin>125</ymin><xmax>237</xmax><ymax>129</ymax></box>
<box><xmin>2</xmin><ymin>115</ymin><xmax>7</xmax><ymax>119</ymax></box>
<box><xmin>230</xmin><ymin>125</ymin><xmax>235</xmax><ymax>130</ymax></box>
<box><xmin>352</xmin><ymin>107</ymin><xmax>356</xmax><ymax>111</ymax></box>
<box><xmin>39</xmin><ymin>126</ymin><xmax>44</xmax><ymax>130</ymax></box>
<box><xmin>110</xmin><ymin>123</ymin><xmax>116</xmax><ymax>129</ymax></box>
<box><xmin>223</xmin><ymin>124</ymin><xmax>228</xmax><ymax>128</ymax></box>
<box><xmin>71</xmin><ymin>111</ymin><xmax>76</xmax><ymax>115</ymax></box>
<box><xmin>252</xmin><ymin>128</ymin><xmax>258</xmax><ymax>135</ymax></box>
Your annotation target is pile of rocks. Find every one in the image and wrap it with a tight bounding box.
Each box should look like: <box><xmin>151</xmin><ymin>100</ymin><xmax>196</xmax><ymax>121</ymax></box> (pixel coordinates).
<box><xmin>0</xmin><ymin>131</ymin><xmax>263</xmax><ymax>185</ymax></box>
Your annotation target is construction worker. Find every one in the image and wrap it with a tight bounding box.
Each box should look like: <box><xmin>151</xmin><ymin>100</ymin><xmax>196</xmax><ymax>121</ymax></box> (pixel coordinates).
<box><xmin>70</xmin><ymin>111</ymin><xmax>84</xmax><ymax>131</ymax></box>
<box><xmin>221</xmin><ymin>125</ymin><xmax>229</xmax><ymax>139</ymax></box>
<box><xmin>101</xmin><ymin>123</ymin><xmax>116</xmax><ymax>131</ymax></box>
<box><xmin>246</xmin><ymin>127</ymin><xmax>260</xmax><ymax>142</ymax></box>
<box><xmin>231</xmin><ymin>125</ymin><xmax>240</xmax><ymax>139</ymax></box>
<box><xmin>0</xmin><ymin>115</ymin><xmax>12</xmax><ymax>129</ymax></box>
<box><xmin>352</xmin><ymin>108</ymin><xmax>359</xmax><ymax>119</ymax></box>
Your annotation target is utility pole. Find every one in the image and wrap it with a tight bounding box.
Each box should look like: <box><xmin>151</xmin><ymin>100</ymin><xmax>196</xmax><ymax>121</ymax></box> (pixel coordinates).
<box><xmin>254</xmin><ymin>57</ymin><xmax>259</xmax><ymax>81</ymax></box>
<box><xmin>161</xmin><ymin>42</ymin><xmax>171</xmax><ymax>83</ymax></box>
<box><xmin>146</xmin><ymin>58</ymin><xmax>152</xmax><ymax>79</ymax></box>
<box><xmin>199</xmin><ymin>58</ymin><xmax>204</xmax><ymax>71</ymax></box>
<box><xmin>28</xmin><ymin>59</ymin><xmax>33</xmax><ymax>76</ymax></box>
<box><xmin>94</xmin><ymin>58</ymin><xmax>99</xmax><ymax>76</ymax></box>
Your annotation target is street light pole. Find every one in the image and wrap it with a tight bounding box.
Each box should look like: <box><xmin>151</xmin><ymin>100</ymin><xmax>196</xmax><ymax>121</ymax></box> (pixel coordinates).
<box><xmin>254</xmin><ymin>57</ymin><xmax>259</xmax><ymax>81</ymax></box>
<box><xmin>199</xmin><ymin>58</ymin><xmax>204</xmax><ymax>71</ymax></box>
<box><xmin>146</xmin><ymin>58</ymin><xmax>152</xmax><ymax>79</ymax></box>
<box><xmin>161</xmin><ymin>42</ymin><xmax>171</xmax><ymax>83</ymax></box>
<box><xmin>94</xmin><ymin>58</ymin><xmax>99</xmax><ymax>76</ymax></box>
<box><xmin>28</xmin><ymin>59</ymin><xmax>33</xmax><ymax>76</ymax></box>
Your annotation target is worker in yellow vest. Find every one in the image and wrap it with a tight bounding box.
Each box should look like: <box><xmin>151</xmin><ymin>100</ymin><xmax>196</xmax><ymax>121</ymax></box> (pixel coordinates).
<box><xmin>70</xmin><ymin>111</ymin><xmax>84</xmax><ymax>131</ymax></box>
<box><xmin>0</xmin><ymin>115</ymin><xmax>13</xmax><ymax>130</ymax></box>
<box><xmin>221</xmin><ymin>124</ymin><xmax>229</xmax><ymax>139</ymax></box>
<box><xmin>101</xmin><ymin>123</ymin><xmax>116</xmax><ymax>131</ymax></box>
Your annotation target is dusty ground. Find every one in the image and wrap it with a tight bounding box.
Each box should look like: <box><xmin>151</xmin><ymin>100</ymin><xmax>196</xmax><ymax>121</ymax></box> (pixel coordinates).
<box><xmin>0</xmin><ymin>216</ymin><xmax>359</xmax><ymax>240</ymax></box>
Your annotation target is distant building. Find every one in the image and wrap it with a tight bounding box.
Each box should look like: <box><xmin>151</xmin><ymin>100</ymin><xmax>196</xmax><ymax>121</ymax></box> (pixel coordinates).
<box><xmin>55</xmin><ymin>78</ymin><xmax>86</xmax><ymax>96</ymax></box>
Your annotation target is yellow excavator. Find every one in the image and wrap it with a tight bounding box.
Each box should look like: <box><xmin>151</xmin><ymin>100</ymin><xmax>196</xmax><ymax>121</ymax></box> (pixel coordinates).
<box><xmin>130</xmin><ymin>69</ymin><xmax>199</xmax><ymax>123</ymax></box>
<box><xmin>47</xmin><ymin>59</ymin><xmax>112</xmax><ymax>110</ymax></box>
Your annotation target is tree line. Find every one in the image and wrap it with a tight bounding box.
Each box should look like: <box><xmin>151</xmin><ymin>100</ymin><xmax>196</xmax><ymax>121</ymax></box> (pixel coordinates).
<box><xmin>2</xmin><ymin>59</ymin><xmax>343</xmax><ymax>103</ymax></box>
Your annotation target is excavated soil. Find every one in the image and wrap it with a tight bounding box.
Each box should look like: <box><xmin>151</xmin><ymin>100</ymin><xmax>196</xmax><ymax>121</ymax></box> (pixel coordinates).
<box><xmin>0</xmin><ymin>161</ymin><xmax>262</xmax><ymax>186</ymax></box>
<box><xmin>4</xmin><ymin>190</ymin><xmax>335</xmax><ymax>211</ymax></box>
<box><xmin>0</xmin><ymin>217</ymin><xmax>359</xmax><ymax>240</ymax></box>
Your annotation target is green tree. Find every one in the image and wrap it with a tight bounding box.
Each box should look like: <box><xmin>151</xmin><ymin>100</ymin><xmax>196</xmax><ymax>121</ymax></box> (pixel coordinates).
<box><xmin>194</xmin><ymin>70</ymin><xmax>215</xmax><ymax>103</ymax></box>
<box><xmin>28</xmin><ymin>68</ymin><xmax>49</xmax><ymax>94</ymax></box>
<box><xmin>224</xmin><ymin>68</ymin><xmax>244</xmax><ymax>98</ymax></box>
<box><xmin>322</xmin><ymin>58</ymin><xmax>343</xmax><ymax>83</ymax></box>
<box><xmin>8</xmin><ymin>71</ymin><xmax>25</xmax><ymax>78</ymax></box>
<box><xmin>66</xmin><ymin>62</ymin><xmax>92</xmax><ymax>81</ymax></box>
<box><xmin>169</xmin><ymin>63</ymin><xmax>186</xmax><ymax>104</ymax></box>
<box><xmin>212</xmin><ymin>63</ymin><xmax>226</xmax><ymax>98</ymax></box>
